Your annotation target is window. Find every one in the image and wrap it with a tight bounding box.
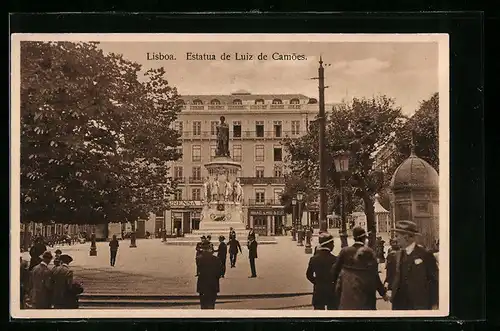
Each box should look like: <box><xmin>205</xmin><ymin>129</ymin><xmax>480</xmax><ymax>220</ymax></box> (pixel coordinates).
<box><xmin>193</xmin><ymin>121</ymin><xmax>201</xmax><ymax>136</ymax></box>
<box><xmin>291</xmin><ymin>120</ymin><xmax>300</xmax><ymax>135</ymax></box>
<box><xmin>274</xmin><ymin>165</ymin><xmax>283</xmax><ymax>177</ymax></box>
<box><xmin>290</xmin><ymin>98</ymin><xmax>300</xmax><ymax>104</ymax></box>
<box><xmin>255</xmin><ymin>166</ymin><xmax>265</xmax><ymax>178</ymax></box>
<box><xmin>173</xmin><ymin>166</ymin><xmax>183</xmax><ymax>179</ymax></box>
<box><xmin>255</xmin><ymin>121</ymin><xmax>264</xmax><ymax>138</ymax></box>
<box><xmin>210</xmin><ymin>99</ymin><xmax>220</xmax><ymax>105</ymax></box>
<box><xmin>174</xmin><ymin>189</ymin><xmax>183</xmax><ymax>201</ymax></box>
<box><xmin>273</xmin><ymin>146</ymin><xmax>283</xmax><ymax>162</ymax></box>
<box><xmin>255</xmin><ymin>99</ymin><xmax>265</xmax><ymax>105</ymax></box>
<box><xmin>192</xmin><ymin>166</ymin><xmax>201</xmax><ymax>180</ymax></box>
<box><xmin>233</xmin><ymin>99</ymin><xmax>242</xmax><ymax>105</ymax></box>
<box><xmin>210</xmin><ymin>145</ymin><xmax>216</xmax><ymax>160</ymax></box>
<box><xmin>274</xmin><ymin>189</ymin><xmax>283</xmax><ymax>202</ymax></box>
<box><xmin>233</xmin><ymin>145</ymin><xmax>242</xmax><ymax>161</ymax></box>
<box><xmin>274</xmin><ymin>121</ymin><xmax>282</xmax><ymax>137</ymax></box>
<box><xmin>255</xmin><ymin>145</ymin><xmax>264</xmax><ymax>162</ymax></box>
<box><xmin>210</xmin><ymin>121</ymin><xmax>218</xmax><ymax>136</ymax></box>
<box><xmin>193</xmin><ymin>99</ymin><xmax>203</xmax><ymax>105</ymax></box>
<box><xmin>192</xmin><ymin>145</ymin><xmax>201</xmax><ymax>162</ymax></box>
<box><xmin>176</xmin><ymin>147</ymin><xmax>183</xmax><ymax>161</ymax></box>
<box><xmin>192</xmin><ymin>188</ymin><xmax>201</xmax><ymax>201</ymax></box>
<box><xmin>272</xmin><ymin>99</ymin><xmax>283</xmax><ymax>104</ymax></box>
<box><xmin>233</xmin><ymin>121</ymin><xmax>242</xmax><ymax>138</ymax></box>
<box><xmin>255</xmin><ymin>190</ymin><xmax>265</xmax><ymax>203</ymax></box>
<box><xmin>175</xmin><ymin>121</ymin><xmax>183</xmax><ymax>134</ymax></box>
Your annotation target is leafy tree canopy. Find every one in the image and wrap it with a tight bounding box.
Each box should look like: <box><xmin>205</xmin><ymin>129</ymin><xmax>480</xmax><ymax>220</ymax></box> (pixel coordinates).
<box><xmin>282</xmin><ymin>95</ymin><xmax>406</xmax><ymax>247</ymax></box>
<box><xmin>21</xmin><ymin>41</ymin><xmax>182</xmax><ymax>224</ymax></box>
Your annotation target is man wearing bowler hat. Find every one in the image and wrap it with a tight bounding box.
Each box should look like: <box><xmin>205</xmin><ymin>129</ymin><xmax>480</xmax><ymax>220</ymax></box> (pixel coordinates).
<box><xmin>388</xmin><ymin>221</ymin><xmax>439</xmax><ymax>310</ymax></box>
<box><xmin>306</xmin><ymin>232</ymin><xmax>338</xmax><ymax>310</ymax></box>
<box><xmin>51</xmin><ymin>254</ymin><xmax>75</xmax><ymax>309</ymax></box>
<box><xmin>30</xmin><ymin>251</ymin><xmax>53</xmax><ymax>309</ymax></box>
<box><xmin>196</xmin><ymin>239</ymin><xmax>223</xmax><ymax>309</ymax></box>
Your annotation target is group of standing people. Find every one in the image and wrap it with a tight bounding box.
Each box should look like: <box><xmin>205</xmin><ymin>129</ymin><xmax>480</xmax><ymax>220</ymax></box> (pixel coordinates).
<box><xmin>194</xmin><ymin>228</ymin><xmax>259</xmax><ymax>309</ymax></box>
<box><xmin>21</xmin><ymin>240</ymin><xmax>84</xmax><ymax>309</ymax></box>
<box><xmin>306</xmin><ymin>221</ymin><xmax>439</xmax><ymax>310</ymax></box>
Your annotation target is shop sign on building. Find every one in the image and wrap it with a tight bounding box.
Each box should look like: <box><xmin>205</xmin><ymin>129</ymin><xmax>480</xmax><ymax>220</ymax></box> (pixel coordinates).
<box><xmin>249</xmin><ymin>209</ymin><xmax>285</xmax><ymax>216</ymax></box>
<box><xmin>170</xmin><ymin>200</ymin><xmax>203</xmax><ymax>208</ymax></box>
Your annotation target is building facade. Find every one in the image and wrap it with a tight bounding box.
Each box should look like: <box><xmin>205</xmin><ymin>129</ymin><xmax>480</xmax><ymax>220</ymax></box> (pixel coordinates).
<box><xmin>158</xmin><ymin>90</ymin><xmax>322</xmax><ymax>236</ymax></box>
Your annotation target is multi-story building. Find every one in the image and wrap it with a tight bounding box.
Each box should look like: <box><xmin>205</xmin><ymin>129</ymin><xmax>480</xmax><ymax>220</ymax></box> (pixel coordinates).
<box><xmin>156</xmin><ymin>90</ymin><xmax>323</xmax><ymax>237</ymax></box>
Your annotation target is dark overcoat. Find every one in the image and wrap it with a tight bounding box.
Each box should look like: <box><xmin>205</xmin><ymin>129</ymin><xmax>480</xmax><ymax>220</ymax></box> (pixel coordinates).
<box><xmin>306</xmin><ymin>248</ymin><xmax>338</xmax><ymax>306</ymax></box>
<box><xmin>51</xmin><ymin>265</ymin><xmax>74</xmax><ymax>308</ymax></box>
<box><xmin>30</xmin><ymin>262</ymin><xmax>52</xmax><ymax>309</ymax></box>
<box><xmin>248</xmin><ymin>240</ymin><xmax>258</xmax><ymax>259</ymax></box>
<box><xmin>390</xmin><ymin>245</ymin><xmax>439</xmax><ymax>310</ymax></box>
<box><xmin>216</xmin><ymin>242</ymin><xmax>227</xmax><ymax>259</ymax></box>
<box><xmin>196</xmin><ymin>252</ymin><xmax>222</xmax><ymax>294</ymax></box>
<box><xmin>228</xmin><ymin>239</ymin><xmax>242</xmax><ymax>254</ymax></box>
<box><xmin>384</xmin><ymin>250</ymin><xmax>398</xmax><ymax>287</ymax></box>
<box><xmin>332</xmin><ymin>244</ymin><xmax>385</xmax><ymax>310</ymax></box>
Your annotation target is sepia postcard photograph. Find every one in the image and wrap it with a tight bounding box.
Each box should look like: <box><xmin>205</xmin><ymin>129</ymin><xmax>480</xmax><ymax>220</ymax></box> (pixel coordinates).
<box><xmin>10</xmin><ymin>33</ymin><xmax>449</xmax><ymax>319</ymax></box>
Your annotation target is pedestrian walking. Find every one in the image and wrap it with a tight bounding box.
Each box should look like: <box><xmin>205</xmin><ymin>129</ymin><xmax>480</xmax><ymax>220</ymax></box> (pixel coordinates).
<box><xmin>53</xmin><ymin>249</ymin><xmax>62</xmax><ymax>267</ymax></box>
<box><xmin>331</xmin><ymin>227</ymin><xmax>388</xmax><ymax>310</ymax></box>
<box><xmin>109</xmin><ymin>235</ymin><xmax>119</xmax><ymax>267</ymax></box>
<box><xmin>195</xmin><ymin>236</ymin><xmax>205</xmax><ymax>276</ymax></box>
<box><xmin>228</xmin><ymin>227</ymin><xmax>236</xmax><ymax>240</ymax></box>
<box><xmin>30</xmin><ymin>251</ymin><xmax>53</xmax><ymax>309</ymax></box>
<box><xmin>247</xmin><ymin>228</ymin><xmax>255</xmax><ymax>242</ymax></box>
<box><xmin>228</xmin><ymin>236</ymin><xmax>243</xmax><ymax>268</ymax></box>
<box><xmin>214</xmin><ymin>236</ymin><xmax>228</xmax><ymax>278</ymax></box>
<box><xmin>51</xmin><ymin>254</ymin><xmax>74</xmax><ymax>309</ymax></box>
<box><xmin>247</xmin><ymin>236</ymin><xmax>258</xmax><ymax>278</ymax></box>
<box><xmin>387</xmin><ymin>221</ymin><xmax>439</xmax><ymax>310</ymax></box>
<box><xmin>196</xmin><ymin>239</ymin><xmax>223</xmax><ymax>309</ymax></box>
<box><xmin>384</xmin><ymin>238</ymin><xmax>400</xmax><ymax>290</ymax></box>
<box><xmin>306</xmin><ymin>232</ymin><xmax>338</xmax><ymax>310</ymax></box>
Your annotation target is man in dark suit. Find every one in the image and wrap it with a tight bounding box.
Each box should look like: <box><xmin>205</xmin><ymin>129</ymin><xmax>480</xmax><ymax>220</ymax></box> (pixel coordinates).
<box><xmin>384</xmin><ymin>239</ymin><xmax>400</xmax><ymax>290</ymax></box>
<box><xmin>196</xmin><ymin>240</ymin><xmax>223</xmax><ymax>309</ymax></box>
<box><xmin>30</xmin><ymin>251</ymin><xmax>53</xmax><ymax>309</ymax></box>
<box><xmin>388</xmin><ymin>221</ymin><xmax>439</xmax><ymax>310</ymax></box>
<box><xmin>306</xmin><ymin>232</ymin><xmax>338</xmax><ymax>310</ymax></box>
<box><xmin>228</xmin><ymin>227</ymin><xmax>236</xmax><ymax>240</ymax></box>
<box><xmin>214</xmin><ymin>236</ymin><xmax>228</xmax><ymax>278</ymax></box>
<box><xmin>331</xmin><ymin>227</ymin><xmax>388</xmax><ymax>309</ymax></box>
<box><xmin>51</xmin><ymin>254</ymin><xmax>74</xmax><ymax>309</ymax></box>
<box><xmin>228</xmin><ymin>236</ymin><xmax>243</xmax><ymax>268</ymax></box>
<box><xmin>247</xmin><ymin>236</ymin><xmax>258</xmax><ymax>278</ymax></box>
<box><xmin>195</xmin><ymin>236</ymin><xmax>205</xmax><ymax>276</ymax></box>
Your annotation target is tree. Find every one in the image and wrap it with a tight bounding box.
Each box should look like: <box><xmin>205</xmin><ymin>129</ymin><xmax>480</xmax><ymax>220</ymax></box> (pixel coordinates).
<box><xmin>283</xmin><ymin>95</ymin><xmax>406</xmax><ymax>248</ymax></box>
<box><xmin>21</xmin><ymin>41</ymin><xmax>182</xmax><ymax>225</ymax></box>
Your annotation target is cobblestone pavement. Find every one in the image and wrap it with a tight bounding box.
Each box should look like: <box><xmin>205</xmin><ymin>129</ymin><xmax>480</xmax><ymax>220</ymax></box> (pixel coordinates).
<box><xmin>21</xmin><ymin>235</ymin><xmax>391</xmax><ymax>310</ymax></box>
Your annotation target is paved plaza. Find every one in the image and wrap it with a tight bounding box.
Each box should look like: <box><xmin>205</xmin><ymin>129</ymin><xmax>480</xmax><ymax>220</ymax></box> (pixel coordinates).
<box><xmin>21</xmin><ymin>235</ymin><xmax>391</xmax><ymax>310</ymax></box>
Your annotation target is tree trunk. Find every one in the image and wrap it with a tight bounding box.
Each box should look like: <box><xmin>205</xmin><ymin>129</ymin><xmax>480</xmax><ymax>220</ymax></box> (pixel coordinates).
<box><xmin>362</xmin><ymin>193</ymin><xmax>377</xmax><ymax>249</ymax></box>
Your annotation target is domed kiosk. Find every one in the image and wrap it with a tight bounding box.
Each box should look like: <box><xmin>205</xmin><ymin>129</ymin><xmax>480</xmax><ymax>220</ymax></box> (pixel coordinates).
<box><xmin>390</xmin><ymin>145</ymin><xmax>439</xmax><ymax>251</ymax></box>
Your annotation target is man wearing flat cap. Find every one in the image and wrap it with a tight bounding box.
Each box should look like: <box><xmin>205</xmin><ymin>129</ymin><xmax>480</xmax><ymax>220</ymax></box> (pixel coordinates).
<box><xmin>331</xmin><ymin>227</ymin><xmax>388</xmax><ymax>309</ymax></box>
<box><xmin>196</xmin><ymin>239</ymin><xmax>223</xmax><ymax>309</ymax></box>
<box><xmin>51</xmin><ymin>254</ymin><xmax>75</xmax><ymax>309</ymax></box>
<box><xmin>388</xmin><ymin>221</ymin><xmax>439</xmax><ymax>310</ymax></box>
<box><xmin>306</xmin><ymin>232</ymin><xmax>338</xmax><ymax>310</ymax></box>
<box><xmin>30</xmin><ymin>251</ymin><xmax>53</xmax><ymax>309</ymax></box>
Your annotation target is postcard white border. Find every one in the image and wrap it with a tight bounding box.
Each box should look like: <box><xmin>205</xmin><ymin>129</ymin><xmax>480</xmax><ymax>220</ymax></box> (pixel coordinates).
<box><xmin>10</xmin><ymin>33</ymin><xmax>450</xmax><ymax>319</ymax></box>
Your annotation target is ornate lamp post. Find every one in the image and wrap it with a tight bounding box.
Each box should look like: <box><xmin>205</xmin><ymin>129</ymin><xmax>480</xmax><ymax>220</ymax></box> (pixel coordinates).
<box><xmin>89</xmin><ymin>225</ymin><xmax>97</xmax><ymax>256</ymax></box>
<box><xmin>291</xmin><ymin>198</ymin><xmax>297</xmax><ymax>241</ymax></box>
<box><xmin>333</xmin><ymin>151</ymin><xmax>350</xmax><ymax>248</ymax></box>
<box><xmin>297</xmin><ymin>192</ymin><xmax>304</xmax><ymax>247</ymax></box>
<box><xmin>129</xmin><ymin>220</ymin><xmax>137</xmax><ymax>248</ymax></box>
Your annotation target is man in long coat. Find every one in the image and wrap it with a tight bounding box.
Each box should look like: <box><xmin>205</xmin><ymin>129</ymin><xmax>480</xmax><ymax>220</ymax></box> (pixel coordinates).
<box><xmin>195</xmin><ymin>236</ymin><xmax>205</xmax><ymax>276</ymax></box>
<box><xmin>384</xmin><ymin>239</ymin><xmax>400</xmax><ymax>290</ymax></box>
<box><xmin>228</xmin><ymin>236</ymin><xmax>242</xmax><ymax>268</ymax></box>
<box><xmin>247</xmin><ymin>236</ymin><xmax>258</xmax><ymax>278</ymax></box>
<box><xmin>214</xmin><ymin>236</ymin><xmax>228</xmax><ymax>278</ymax></box>
<box><xmin>30</xmin><ymin>251</ymin><xmax>53</xmax><ymax>309</ymax></box>
<box><xmin>51</xmin><ymin>254</ymin><xmax>75</xmax><ymax>309</ymax></box>
<box><xmin>388</xmin><ymin>221</ymin><xmax>439</xmax><ymax>310</ymax></box>
<box><xmin>331</xmin><ymin>227</ymin><xmax>388</xmax><ymax>310</ymax></box>
<box><xmin>306</xmin><ymin>232</ymin><xmax>338</xmax><ymax>310</ymax></box>
<box><xmin>196</xmin><ymin>240</ymin><xmax>223</xmax><ymax>309</ymax></box>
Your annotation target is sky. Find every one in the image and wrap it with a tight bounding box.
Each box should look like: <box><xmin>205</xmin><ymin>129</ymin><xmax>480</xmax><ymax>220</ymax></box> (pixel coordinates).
<box><xmin>97</xmin><ymin>40</ymin><xmax>439</xmax><ymax>116</ymax></box>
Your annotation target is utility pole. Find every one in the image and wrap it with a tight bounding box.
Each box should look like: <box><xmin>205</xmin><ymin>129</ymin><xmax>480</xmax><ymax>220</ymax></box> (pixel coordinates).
<box><xmin>318</xmin><ymin>56</ymin><xmax>328</xmax><ymax>232</ymax></box>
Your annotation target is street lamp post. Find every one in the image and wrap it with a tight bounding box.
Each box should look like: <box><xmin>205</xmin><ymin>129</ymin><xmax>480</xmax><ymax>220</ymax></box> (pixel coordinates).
<box><xmin>130</xmin><ymin>220</ymin><xmax>137</xmax><ymax>248</ymax></box>
<box><xmin>291</xmin><ymin>198</ymin><xmax>297</xmax><ymax>241</ymax></box>
<box><xmin>89</xmin><ymin>225</ymin><xmax>97</xmax><ymax>256</ymax></box>
<box><xmin>317</xmin><ymin>56</ymin><xmax>328</xmax><ymax>233</ymax></box>
<box><xmin>333</xmin><ymin>151</ymin><xmax>350</xmax><ymax>248</ymax></box>
<box><xmin>297</xmin><ymin>192</ymin><xmax>304</xmax><ymax>247</ymax></box>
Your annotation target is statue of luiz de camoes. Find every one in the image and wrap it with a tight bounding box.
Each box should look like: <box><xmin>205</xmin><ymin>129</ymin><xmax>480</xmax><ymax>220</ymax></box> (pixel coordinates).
<box><xmin>188</xmin><ymin>116</ymin><xmax>247</xmax><ymax>240</ymax></box>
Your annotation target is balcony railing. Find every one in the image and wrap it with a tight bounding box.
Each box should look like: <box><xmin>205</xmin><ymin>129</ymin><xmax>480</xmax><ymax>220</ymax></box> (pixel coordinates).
<box><xmin>189</xmin><ymin>176</ymin><xmax>203</xmax><ymax>184</ymax></box>
<box><xmin>239</xmin><ymin>177</ymin><xmax>286</xmax><ymax>185</ymax></box>
<box><xmin>248</xmin><ymin>199</ymin><xmax>283</xmax><ymax>206</ymax></box>
<box><xmin>173</xmin><ymin>177</ymin><xmax>185</xmax><ymax>184</ymax></box>
<box><xmin>179</xmin><ymin>130</ymin><xmax>301</xmax><ymax>140</ymax></box>
<box><xmin>181</xmin><ymin>104</ymin><xmax>310</xmax><ymax>111</ymax></box>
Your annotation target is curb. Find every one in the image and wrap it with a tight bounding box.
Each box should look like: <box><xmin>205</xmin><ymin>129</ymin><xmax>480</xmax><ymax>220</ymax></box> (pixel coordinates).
<box><xmin>80</xmin><ymin>292</ymin><xmax>312</xmax><ymax>300</ymax></box>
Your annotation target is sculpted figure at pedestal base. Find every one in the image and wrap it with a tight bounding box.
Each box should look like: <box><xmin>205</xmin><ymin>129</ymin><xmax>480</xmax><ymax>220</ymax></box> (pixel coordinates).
<box><xmin>233</xmin><ymin>178</ymin><xmax>243</xmax><ymax>203</ymax></box>
<box><xmin>202</xmin><ymin>177</ymin><xmax>211</xmax><ymax>203</ymax></box>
